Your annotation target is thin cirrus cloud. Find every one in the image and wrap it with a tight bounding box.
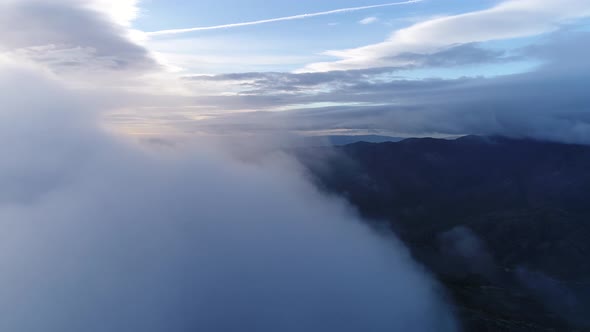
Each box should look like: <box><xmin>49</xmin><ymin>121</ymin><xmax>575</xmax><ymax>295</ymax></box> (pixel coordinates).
<box><xmin>146</xmin><ymin>0</ymin><xmax>422</xmax><ymax>36</ymax></box>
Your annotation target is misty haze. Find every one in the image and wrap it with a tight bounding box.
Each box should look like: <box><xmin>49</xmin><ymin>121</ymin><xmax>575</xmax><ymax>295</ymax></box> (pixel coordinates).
<box><xmin>1</xmin><ymin>0</ymin><xmax>589</xmax><ymax>331</ymax></box>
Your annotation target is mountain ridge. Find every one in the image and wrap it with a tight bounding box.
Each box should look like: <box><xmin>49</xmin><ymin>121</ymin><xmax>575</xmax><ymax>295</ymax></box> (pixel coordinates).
<box><xmin>295</xmin><ymin>135</ymin><xmax>590</xmax><ymax>331</ymax></box>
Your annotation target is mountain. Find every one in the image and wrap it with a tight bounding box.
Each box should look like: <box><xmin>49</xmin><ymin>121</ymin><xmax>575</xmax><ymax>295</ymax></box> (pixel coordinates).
<box><xmin>300</xmin><ymin>135</ymin><xmax>404</xmax><ymax>146</ymax></box>
<box><xmin>295</xmin><ymin>136</ymin><xmax>590</xmax><ymax>331</ymax></box>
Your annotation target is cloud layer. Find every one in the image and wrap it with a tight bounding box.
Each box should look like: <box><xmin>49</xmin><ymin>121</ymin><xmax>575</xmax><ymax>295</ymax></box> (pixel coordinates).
<box><xmin>304</xmin><ymin>0</ymin><xmax>590</xmax><ymax>72</ymax></box>
<box><xmin>0</xmin><ymin>58</ymin><xmax>458</xmax><ymax>332</ymax></box>
<box><xmin>179</xmin><ymin>30</ymin><xmax>590</xmax><ymax>144</ymax></box>
<box><xmin>0</xmin><ymin>1</ymin><xmax>458</xmax><ymax>331</ymax></box>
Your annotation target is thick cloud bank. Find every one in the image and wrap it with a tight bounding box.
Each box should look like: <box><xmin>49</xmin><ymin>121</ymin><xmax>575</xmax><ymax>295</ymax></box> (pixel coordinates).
<box><xmin>0</xmin><ymin>0</ymin><xmax>156</xmax><ymax>75</ymax></box>
<box><xmin>0</xmin><ymin>64</ymin><xmax>456</xmax><ymax>331</ymax></box>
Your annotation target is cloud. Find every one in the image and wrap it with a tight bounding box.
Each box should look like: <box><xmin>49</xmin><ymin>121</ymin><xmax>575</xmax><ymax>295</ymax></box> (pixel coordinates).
<box><xmin>85</xmin><ymin>0</ymin><xmax>140</xmax><ymax>26</ymax></box>
<box><xmin>172</xmin><ymin>32</ymin><xmax>590</xmax><ymax>144</ymax></box>
<box><xmin>0</xmin><ymin>0</ymin><xmax>158</xmax><ymax>76</ymax></box>
<box><xmin>0</xmin><ymin>1</ymin><xmax>458</xmax><ymax>330</ymax></box>
<box><xmin>391</xmin><ymin>43</ymin><xmax>515</xmax><ymax>67</ymax></box>
<box><xmin>0</xmin><ymin>58</ymin><xmax>458</xmax><ymax>332</ymax></box>
<box><xmin>360</xmin><ymin>17</ymin><xmax>379</xmax><ymax>25</ymax></box>
<box><xmin>181</xmin><ymin>43</ymin><xmax>513</xmax><ymax>97</ymax></box>
<box><xmin>147</xmin><ymin>1</ymin><xmax>421</xmax><ymax>36</ymax></box>
<box><xmin>438</xmin><ymin>227</ymin><xmax>496</xmax><ymax>279</ymax></box>
<box><xmin>304</xmin><ymin>0</ymin><xmax>590</xmax><ymax>72</ymax></box>
<box><xmin>184</xmin><ymin>66</ymin><xmax>395</xmax><ymax>95</ymax></box>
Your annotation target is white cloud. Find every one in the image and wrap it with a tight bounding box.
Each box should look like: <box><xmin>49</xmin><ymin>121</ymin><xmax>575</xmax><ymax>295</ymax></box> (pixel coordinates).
<box><xmin>0</xmin><ymin>56</ymin><xmax>459</xmax><ymax>332</ymax></box>
<box><xmin>85</xmin><ymin>0</ymin><xmax>140</xmax><ymax>26</ymax></box>
<box><xmin>303</xmin><ymin>0</ymin><xmax>590</xmax><ymax>72</ymax></box>
<box><xmin>0</xmin><ymin>2</ymin><xmax>459</xmax><ymax>330</ymax></box>
<box><xmin>0</xmin><ymin>0</ymin><xmax>158</xmax><ymax>82</ymax></box>
<box><xmin>359</xmin><ymin>16</ymin><xmax>379</xmax><ymax>25</ymax></box>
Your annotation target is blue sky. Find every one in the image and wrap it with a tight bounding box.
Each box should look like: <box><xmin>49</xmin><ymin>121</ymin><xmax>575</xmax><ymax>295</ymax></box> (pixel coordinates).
<box><xmin>120</xmin><ymin>0</ymin><xmax>590</xmax><ymax>140</ymax></box>
<box><xmin>137</xmin><ymin>0</ymin><xmax>502</xmax><ymax>73</ymax></box>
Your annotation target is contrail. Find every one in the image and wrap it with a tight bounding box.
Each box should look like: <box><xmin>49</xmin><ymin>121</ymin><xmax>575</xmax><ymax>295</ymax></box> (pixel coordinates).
<box><xmin>147</xmin><ymin>0</ymin><xmax>422</xmax><ymax>36</ymax></box>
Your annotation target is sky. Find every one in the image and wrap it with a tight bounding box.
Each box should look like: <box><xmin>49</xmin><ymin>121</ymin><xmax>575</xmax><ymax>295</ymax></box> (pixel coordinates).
<box><xmin>137</xmin><ymin>0</ymin><xmax>500</xmax><ymax>73</ymax></box>
<box><xmin>2</xmin><ymin>0</ymin><xmax>589</xmax><ymax>141</ymax></box>
<box><xmin>135</xmin><ymin>0</ymin><xmax>590</xmax><ymax>141</ymax></box>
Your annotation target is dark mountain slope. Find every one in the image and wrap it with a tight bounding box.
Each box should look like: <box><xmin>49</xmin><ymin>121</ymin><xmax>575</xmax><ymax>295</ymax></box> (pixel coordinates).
<box><xmin>295</xmin><ymin>136</ymin><xmax>590</xmax><ymax>331</ymax></box>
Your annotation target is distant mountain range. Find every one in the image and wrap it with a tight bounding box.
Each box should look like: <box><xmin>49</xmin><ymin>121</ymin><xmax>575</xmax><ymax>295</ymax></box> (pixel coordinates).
<box><xmin>299</xmin><ymin>135</ymin><xmax>404</xmax><ymax>146</ymax></box>
<box><xmin>295</xmin><ymin>136</ymin><xmax>590</xmax><ymax>331</ymax></box>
